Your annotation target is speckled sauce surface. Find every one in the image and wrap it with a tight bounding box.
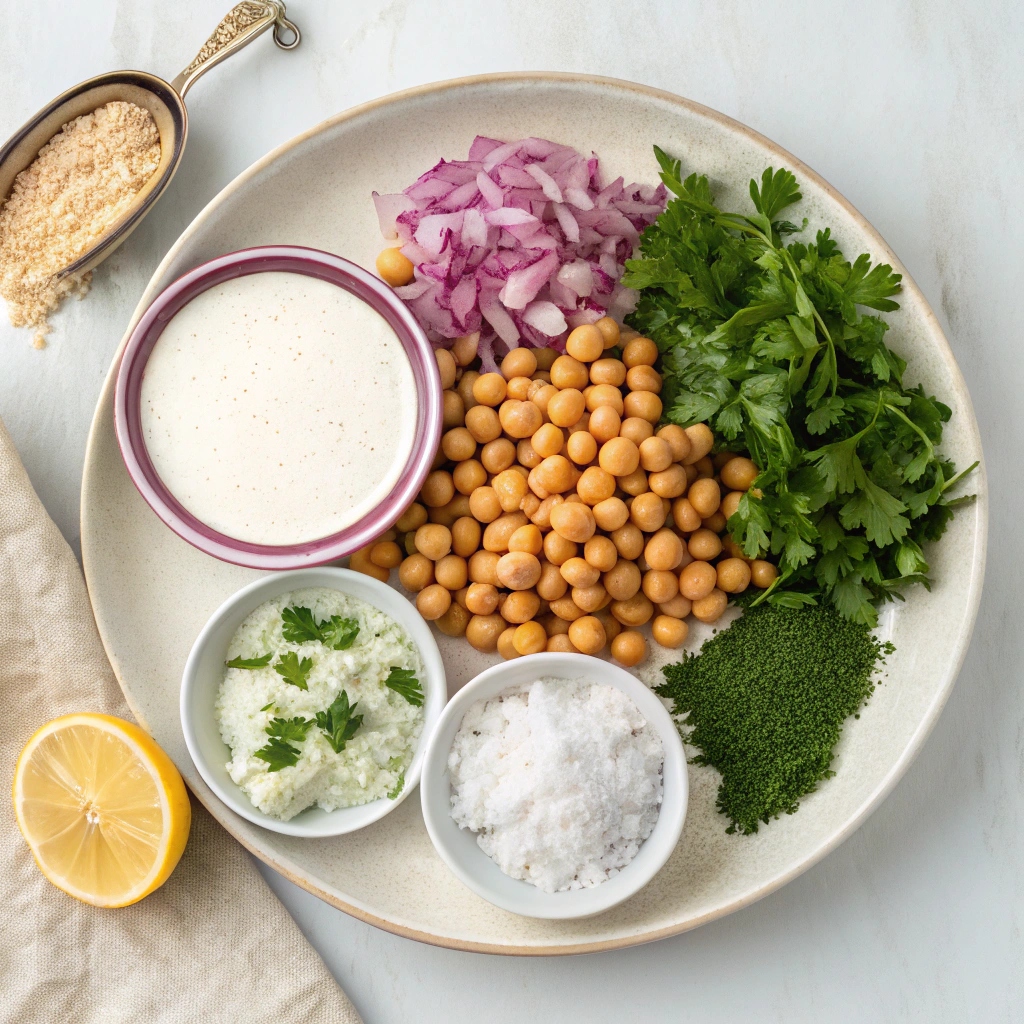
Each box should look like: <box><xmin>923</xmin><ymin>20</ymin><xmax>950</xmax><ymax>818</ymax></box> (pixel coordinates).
<box><xmin>81</xmin><ymin>75</ymin><xmax>986</xmax><ymax>953</ymax></box>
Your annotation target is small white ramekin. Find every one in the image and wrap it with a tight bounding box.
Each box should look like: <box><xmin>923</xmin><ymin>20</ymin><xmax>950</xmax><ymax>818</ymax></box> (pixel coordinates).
<box><xmin>419</xmin><ymin>652</ymin><xmax>688</xmax><ymax>919</ymax></box>
<box><xmin>181</xmin><ymin>567</ymin><xmax>446</xmax><ymax>837</ymax></box>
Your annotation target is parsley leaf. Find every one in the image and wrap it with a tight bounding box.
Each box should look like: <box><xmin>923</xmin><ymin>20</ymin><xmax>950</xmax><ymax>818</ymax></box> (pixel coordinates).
<box><xmin>266</xmin><ymin>716</ymin><xmax>314</xmax><ymax>742</ymax></box>
<box><xmin>384</xmin><ymin>667</ymin><xmax>424</xmax><ymax>706</ymax></box>
<box><xmin>274</xmin><ymin>651</ymin><xmax>313</xmax><ymax>690</ymax></box>
<box><xmin>253</xmin><ymin>737</ymin><xmax>302</xmax><ymax>772</ymax></box>
<box><xmin>282</xmin><ymin>606</ymin><xmax>360</xmax><ymax>650</ymax></box>
<box><xmin>259</xmin><ymin>702</ymin><xmax>276</xmax><ymax>712</ymax></box>
<box><xmin>387</xmin><ymin>771</ymin><xmax>406</xmax><ymax>800</ymax></box>
<box><xmin>315</xmin><ymin>691</ymin><xmax>363</xmax><ymax>754</ymax></box>
<box><xmin>226</xmin><ymin>653</ymin><xmax>273</xmax><ymax>669</ymax></box>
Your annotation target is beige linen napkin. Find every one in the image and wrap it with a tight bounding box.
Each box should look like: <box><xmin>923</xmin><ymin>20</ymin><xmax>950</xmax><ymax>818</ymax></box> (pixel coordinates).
<box><xmin>0</xmin><ymin>418</ymin><xmax>363</xmax><ymax>1024</ymax></box>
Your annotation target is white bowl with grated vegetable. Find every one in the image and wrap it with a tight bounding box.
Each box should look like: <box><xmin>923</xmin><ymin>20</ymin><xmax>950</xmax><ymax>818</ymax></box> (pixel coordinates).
<box><xmin>181</xmin><ymin>567</ymin><xmax>446</xmax><ymax>837</ymax></box>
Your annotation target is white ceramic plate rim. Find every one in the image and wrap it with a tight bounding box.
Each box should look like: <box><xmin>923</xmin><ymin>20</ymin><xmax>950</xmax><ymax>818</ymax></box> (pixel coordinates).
<box><xmin>419</xmin><ymin>653</ymin><xmax>688</xmax><ymax>919</ymax></box>
<box><xmin>81</xmin><ymin>72</ymin><xmax>988</xmax><ymax>954</ymax></box>
<box><xmin>179</xmin><ymin>567</ymin><xmax>446</xmax><ymax>837</ymax></box>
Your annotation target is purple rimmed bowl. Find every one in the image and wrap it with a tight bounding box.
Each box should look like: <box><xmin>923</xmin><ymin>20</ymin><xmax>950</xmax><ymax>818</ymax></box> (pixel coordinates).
<box><xmin>114</xmin><ymin>245</ymin><xmax>441</xmax><ymax>569</ymax></box>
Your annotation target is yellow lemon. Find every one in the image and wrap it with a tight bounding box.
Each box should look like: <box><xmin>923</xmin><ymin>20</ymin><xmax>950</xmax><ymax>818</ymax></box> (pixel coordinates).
<box><xmin>12</xmin><ymin>713</ymin><xmax>191</xmax><ymax>907</ymax></box>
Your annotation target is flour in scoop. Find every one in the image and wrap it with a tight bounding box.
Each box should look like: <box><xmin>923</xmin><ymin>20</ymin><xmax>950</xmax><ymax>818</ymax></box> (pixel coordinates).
<box><xmin>140</xmin><ymin>272</ymin><xmax>417</xmax><ymax>545</ymax></box>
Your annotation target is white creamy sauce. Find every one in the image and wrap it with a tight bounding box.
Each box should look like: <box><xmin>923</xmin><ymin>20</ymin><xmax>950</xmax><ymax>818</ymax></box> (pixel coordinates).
<box><xmin>140</xmin><ymin>271</ymin><xmax>416</xmax><ymax>545</ymax></box>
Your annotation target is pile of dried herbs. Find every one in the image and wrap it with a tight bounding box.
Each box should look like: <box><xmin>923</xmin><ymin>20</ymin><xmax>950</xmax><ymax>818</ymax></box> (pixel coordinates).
<box><xmin>657</xmin><ymin>603</ymin><xmax>893</xmax><ymax>834</ymax></box>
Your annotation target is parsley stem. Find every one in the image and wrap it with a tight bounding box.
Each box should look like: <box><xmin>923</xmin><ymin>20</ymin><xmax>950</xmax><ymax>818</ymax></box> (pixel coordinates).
<box><xmin>884</xmin><ymin>402</ymin><xmax>935</xmax><ymax>457</ymax></box>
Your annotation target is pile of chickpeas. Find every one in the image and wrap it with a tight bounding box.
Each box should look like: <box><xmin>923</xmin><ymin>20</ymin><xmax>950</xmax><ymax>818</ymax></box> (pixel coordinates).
<box><xmin>348</xmin><ymin>317</ymin><xmax>777</xmax><ymax>666</ymax></box>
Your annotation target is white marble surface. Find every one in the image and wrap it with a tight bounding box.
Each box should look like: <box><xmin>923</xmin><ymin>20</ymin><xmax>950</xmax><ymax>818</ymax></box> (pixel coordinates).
<box><xmin>0</xmin><ymin>0</ymin><xmax>1019</xmax><ymax>1020</ymax></box>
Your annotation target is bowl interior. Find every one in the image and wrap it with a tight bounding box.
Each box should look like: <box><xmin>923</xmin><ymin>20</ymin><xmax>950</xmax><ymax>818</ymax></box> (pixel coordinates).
<box><xmin>0</xmin><ymin>71</ymin><xmax>185</xmax><ymax>279</ymax></box>
<box><xmin>180</xmin><ymin>567</ymin><xmax>447</xmax><ymax>837</ymax></box>
<box><xmin>115</xmin><ymin>246</ymin><xmax>442</xmax><ymax>569</ymax></box>
<box><xmin>420</xmin><ymin>653</ymin><xmax>688</xmax><ymax>919</ymax></box>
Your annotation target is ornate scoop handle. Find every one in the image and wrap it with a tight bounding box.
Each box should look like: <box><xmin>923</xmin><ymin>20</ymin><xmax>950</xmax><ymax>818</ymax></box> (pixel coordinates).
<box><xmin>170</xmin><ymin>1</ymin><xmax>300</xmax><ymax>98</ymax></box>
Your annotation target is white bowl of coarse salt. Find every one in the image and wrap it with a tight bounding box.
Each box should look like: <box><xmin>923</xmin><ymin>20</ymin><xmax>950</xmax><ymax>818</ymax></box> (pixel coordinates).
<box><xmin>419</xmin><ymin>653</ymin><xmax>688</xmax><ymax>919</ymax></box>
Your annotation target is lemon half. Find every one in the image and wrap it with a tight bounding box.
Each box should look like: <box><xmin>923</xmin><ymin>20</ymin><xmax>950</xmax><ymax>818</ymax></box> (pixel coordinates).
<box><xmin>12</xmin><ymin>713</ymin><xmax>191</xmax><ymax>908</ymax></box>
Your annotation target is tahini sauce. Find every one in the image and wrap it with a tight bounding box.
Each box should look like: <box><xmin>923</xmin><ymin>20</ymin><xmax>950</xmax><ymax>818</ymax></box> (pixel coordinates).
<box><xmin>140</xmin><ymin>271</ymin><xmax>416</xmax><ymax>545</ymax></box>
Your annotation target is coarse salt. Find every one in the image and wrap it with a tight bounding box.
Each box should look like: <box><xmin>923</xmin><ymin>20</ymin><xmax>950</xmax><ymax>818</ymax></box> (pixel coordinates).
<box><xmin>448</xmin><ymin>677</ymin><xmax>664</xmax><ymax>893</ymax></box>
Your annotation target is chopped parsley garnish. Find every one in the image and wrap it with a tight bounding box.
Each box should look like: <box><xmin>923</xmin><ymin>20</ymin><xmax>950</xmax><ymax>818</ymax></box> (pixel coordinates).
<box><xmin>259</xmin><ymin>702</ymin><xmax>275</xmax><ymax>712</ymax></box>
<box><xmin>225</xmin><ymin>652</ymin><xmax>274</xmax><ymax>669</ymax></box>
<box><xmin>623</xmin><ymin>148</ymin><xmax>975</xmax><ymax>625</ymax></box>
<box><xmin>282</xmin><ymin>606</ymin><xmax>360</xmax><ymax>650</ymax></box>
<box><xmin>253</xmin><ymin>737</ymin><xmax>302</xmax><ymax>772</ymax></box>
<box><xmin>387</xmin><ymin>772</ymin><xmax>405</xmax><ymax>800</ymax></box>
<box><xmin>315</xmin><ymin>690</ymin><xmax>363</xmax><ymax>754</ymax></box>
<box><xmin>274</xmin><ymin>651</ymin><xmax>313</xmax><ymax>690</ymax></box>
<box><xmin>384</xmin><ymin>666</ymin><xmax>423</xmax><ymax>706</ymax></box>
<box><xmin>266</xmin><ymin>716</ymin><xmax>314</xmax><ymax>742</ymax></box>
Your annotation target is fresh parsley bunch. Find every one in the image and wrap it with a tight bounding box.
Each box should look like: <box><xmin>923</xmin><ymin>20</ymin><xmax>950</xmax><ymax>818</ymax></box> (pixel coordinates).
<box><xmin>623</xmin><ymin>148</ymin><xmax>975</xmax><ymax>625</ymax></box>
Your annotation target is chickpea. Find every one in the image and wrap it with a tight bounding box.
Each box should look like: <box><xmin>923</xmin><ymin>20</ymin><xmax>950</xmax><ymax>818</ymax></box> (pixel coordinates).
<box><xmin>442</xmin><ymin>389</ymin><xmax>465</xmax><ymax>430</ymax></box>
<box><xmin>658</xmin><ymin>594</ymin><xmax>692</xmax><ymax>619</ymax></box>
<box><xmin>550</xmin><ymin>596</ymin><xmax>586</xmax><ymax>622</ymax></box>
<box><xmin>465</xmin><ymin>405</ymin><xmax>502</xmax><ymax>443</ymax></box>
<box><xmin>433</xmin><ymin>553</ymin><xmax>468</xmax><ymax>591</ymax></box>
<box><xmin>500</xmin><ymin>589</ymin><xmax>541</xmax><ymax>624</ymax></box>
<box><xmin>594</xmin><ymin>316</ymin><xmax>621</xmax><ymax>349</ymax></box>
<box><xmin>682</xmin><ymin>423</ymin><xmax>715</xmax><ymax>465</ymax></box>
<box><xmin>750</xmin><ymin>559</ymin><xmax>778</xmax><ymax>589</ymax></box>
<box><xmin>702</xmin><ymin>511</ymin><xmax>727</xmax><ymax>534</ymax></box>
<box><xmin>504</xmin><ymin>376</ymin><xmax>531</xmax><ymax>401</ymax></box>
<box><xmin>543</xmin><ymin>530</ymin><xmax>578</xmax><ymax>566</ymax></box>
<box><xmin>567</xmin><ymin>411</ymin><xmax>591</xmax><ymax>435</ymax></box>
<box><xmin>350</xmin><ymin>550</ymin><xmax>390</xmax><ymax>582</ymax></box>
<box><xmin>502</xmin><ymin>523</ymin><xmax>539</xmax><ymax>556</ymax></box>
<box><xmin>501</xmin><ymin>346</ymin><xmax>538</xmax><ymax>380</ymax></box>
<box><xmin>566</xmin><ymin>430</ymin><xmax>599</xmax><ymax>465</ymax></box>
<box><xmin>395</xmin><ymin>502</ymin><xmax>428</xmax><ymax>533</ymax></box>
<box><xmin>416</xmin><ymin>584</ymin><xmax>452</xmax><ymax>621</ymax></box>
<box><xmin>572</xmin><ymin>583</ymin><xmax>608</xmax><ymax>613</ymax></box>
<box><xmin>429</xmin><ymin>494</ymin><xmax>472</xmax><ymax>527</ymax></box>
<box><xmin>530</xmin><ymin>494</ymin><xmax>563</xmax><ymax>530</ymax></box>
<box><xmin>692</xmin><ymin>588</ymin><xmax>729</xmax><ymax>624</ymax></box>
<box><xmin>649</xmin><ymin>465</ymin><xmax>689</xmax><ymax>499</ymax></box>
<box><xmin>652</xmin><ymin>615</ymin><xmax>689</xmax><ymax>649</ymax></box>
<box><xmin>434</xmin><ymin>347</ymin><xmax>457</xmax><ymax>390</ymax></box>
<box><xmin>452</xmin><ymin>332</ymin><xmax>480</xmax><ymax>366</ymax></box>
<box><xmin>693</xmin><ymin>455</ymin><xmax>714</xmax><ymax>478</ymax></box>
<box><xmin>716</xmin><ymin>557</ymin><xmax>751</xmax><ymax>594</ymax></box>
<box><xmin>720</xmin><ymin>456</ymin><xmax>759</xmax><ymax>491</ymax></box>
<box><xmin>611</xmin><ymin>630</ymin><xmax>647</xmax><ymax>666</ymax></box>
<box><xmin>452</xmin><ymin>459</ymin><xmax>486</xmax><ymax>495</ymax></box>
<box><xmin>420</xmin><ymin>470</ymin><xmax>454</xmax><ymax>508</ymax></box>
<box><xmin>610</xmin><ymin>523</ymin><xmax>645</xmax><ymax>561</ymax></box>
<box><xmin>536</xmin><ymin>560</ymin><xmax>569</xmax><ymax>602</ymax></box>
<box><xmin>530</xmin><ymin>382</ymin><xmax>559</xmax><ymax>418</ymax></box>
<box><xmin>581</xmin><ymin>535</ymin><xmax>617</xmax><ymax>573</ymax></box>
<box><xmin>496</xmin><ymin>626</ymin><xmax>521</xmax><ymax>660</ymax></box>
<box><xmin>472</xmin><ymin>372</ymin><xmax>507</xmax><ymax>407</ymax></box>
<box><xmin>469</xmin><ymin>486</ymin><xmax>503</xmax><ymax>525</ymax></box>
<box><xmin>688</xmin><ymin>477</ymin><xmax>721</xmax><ymax>518</ymax></box>
<box><xmin>592</xmin><ymin>496</ymin><xmax>629</xmax><ymax>532</ymax></box>
<box><xmin>399</xmin><ymin>553</ymin><xmax>435</xmax><ymax>593</ymax></box>
<box><xmin>376</xmin><ymin>247</ymin><xmax>415</xmax><ymax>287</ymax></box>
<box><xmin>412</xmin><ymin>523</ymin><xmax>451</xmax><ymax>560</ymax></box>
<box><xmin>585</xmin><ymin>383</ymin><xmax>624</xmax><ymax>416</ymax></box>
<box><xmin>462</xmin><ymin>584</ymin><xmax>500</xmax><ymax>618</ymax></box>
<box><xmin>656</xmin><ymin>424</ymin><xmax>692</xmax><ymax>463</ymax></box>
<box><xmin>457</xmin><ymin>370</ymin><xmax>480</xmax><ymax>411</ymax></box>
<box><xmin>404</xmin><ymin>533</ymin><xmax>418</xmax><ymax>557</ymax></box>
<box><xmin>672</xmin><ymin>497</ymin><xmax>702</xmax><ymax>533</ymax></box>
<box><xmin>499</xmin><ymin>399</ymin><xmax>543</xmax><ymax>438</ymax></box>
<box><xmin>598</xmin><ymin>436</ymin><xmax>640</xmax><ymax>477</ymax></box>
<box><xmin>492</xmin><ymin>469</ymin><xmax>528</xmax><ymax>513</ymax></box>
<box><xmin>560</xmin><ymin>557</ymin><xmax>600</xmax><ymax>589</ymax></box>
<box><xmin>629</xmin><ymin>492</ymin><xmax>667</xmax><ymax>532</ymax></box>
<box><xmin>512</xmin><ymin>620</ymin><xmax>547</xmax><ymax>655</ymax></box>
<box><xmin>688</xmin><ymin>528</ymin><xmax>723</xmax><ymax>561</ymax></box>
<box><xmin>435</xmin><ymin>601</ymin><xmax>471</xmax><ymax>637</ymax></box>
<box><xmin>623</xmin><ymin>389</ymin><xmax>663</xmax><ymax>424</ymax></box>
<box><xmin>550</xmin><ymin>354</ymin><xmax>589</xmax><ymax>390</ymax></box>
<box><xmin>475</xmin><ymin>438</ymin><xmax>511</xmax><ymax>475</ymax></box>
<box><xmin>590</xmin><ymin>357</ymin><xmax>627</xmax><ymax>386</ymax></box>
<box><xmin>603</xmin><ymin>558</ymin><xmax>642</xmax><ymax>601</ymax></box>
<box><xmin>549</xmin><ymin>502</ymin><xmax>596</xmax><ymax>543</ymax></box>
<box><xmin>528</xmin><ymin>422</ymin><xmax>562</xmax><ymax>459</ymax></box>
<box><xmin>541</xmin><ymin>613</ymin><xmax>571</xmax><ymax>637</ymax></box>
<box><xmin>622</xmin><ymin>336</ymin><xmax>658</xmax><ymax>368</ymax></box>
<box><xmin>369</xmin><ymin>541</ymin><xmax>403</xmax><ymax>569</ymax></box>
<box><xmin>644</xmin><ymin>528</ymin><xmax>684</xmax><ymax>572</ymax></box>
<box><xmin>643</xmin><ymin>568</ymin><xmax>679</xmax><ymax>604</ymax></box>
<box><xmin>585</xmin><ymin>405</ymin><xmax>620</xmax><ymax>445</ymax></box>
<box><xmin>721</xmin><ymin>534</ymin><xmax>748</xmax><ymax>561</ymax></box>
<box><xmin>619</xmin><ymin>416</ymin><xmax>654</xmax><ymax>446</ymax></box>
<box><xmin>591</xmin><ymin>609</ymin><xmax>619</xmax><ymax>643</ymax></box>
<box><xmin>679</xmin><ymin>560</ymin><xmax>717</xmax><ymax>601</ymax></box>
<box><xmin>610</xmin><ymin>592</ymin><xmax>654</xmax><ymax>626</ymax></box>
<box><xmin>533</xmin><ymin>454</ymin><xmax>574</xmax><ymax>494</ymax></box>
<box><xmin>637</xmin><ymin>436</ymin><xmax>672</xmax><ymax>474</ymax></box>
<box><xmin>568</xmin><ymin>615</ymin><xmax>607</xmax><ymax>655</ymax></box>
<box><xmin>561</xmin><ymin>323</ymin><xmax>601</xmax><ymax>362</ymax></box>
<box><xmin>517</xmin><ymin>438</ymin><xmax>543</xmax><ymax>470</ymax></box>
<box><xmin>494</xmin><ymin>551</ymin><xmax>540</xmax><ymax>591</ymax></box>
<box><xmin>547</xmin><ymin>634</ymin><xmax>580</xmax><ymax>653</ymax></box>
<box><xmin>618</xmin><ymin>467</ymin><xmax>649</xmax><ymax>496</ymax></box>
<box><xmin>626</xmin><ymin>364</ymin><xmax>663</xmax><ymax>394</ymax></box>
<box><xmin>576</xmin><ymin>466</ymin><xmax>616</xmax><ymax>506</ymax></box>
<box><xmin>440</xmin><ymin>426</ymin><xmax>475</xmax><ymax>463</ymax></box>
<box><xmin>520</xmin><ymin>492</ymin><xmax>542</xmax><ymax>521</ymax></box>
<box><xmin>528</xmin><ymin>346</ymin><xmax>554</xmax><ymax>371</ymax></box>
<box><xmin>468</xmin><ymin>550</ymin><xmax>501</xmax><ymax>586</ymax></box>
<box><xmin>547</xmin><ymin>388</ymin><xmax>586</xmax><ymax>428</ymax></box>
<box><xmin>482</xmin><ymin>511</ymin><xmax>528</xmax><ymax>552</ymax></box>
<box><xmin>721</xmin><ymin>490</ymin><xmax>743</xmax><ymax>521</ymax></box>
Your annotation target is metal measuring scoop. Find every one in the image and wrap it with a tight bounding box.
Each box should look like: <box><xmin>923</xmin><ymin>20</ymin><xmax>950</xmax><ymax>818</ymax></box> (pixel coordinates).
<box><xmin>0</xmin><ymin>1</ymin><xmax>300</xmax><ymax>281</ymax></box>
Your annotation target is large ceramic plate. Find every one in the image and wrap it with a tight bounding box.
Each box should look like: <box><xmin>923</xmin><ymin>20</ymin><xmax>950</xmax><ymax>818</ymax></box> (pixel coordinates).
<box><xmin>81</xmin><ymin>73</ymin><xmax>987</xmax><ymax>954</ymax></box>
